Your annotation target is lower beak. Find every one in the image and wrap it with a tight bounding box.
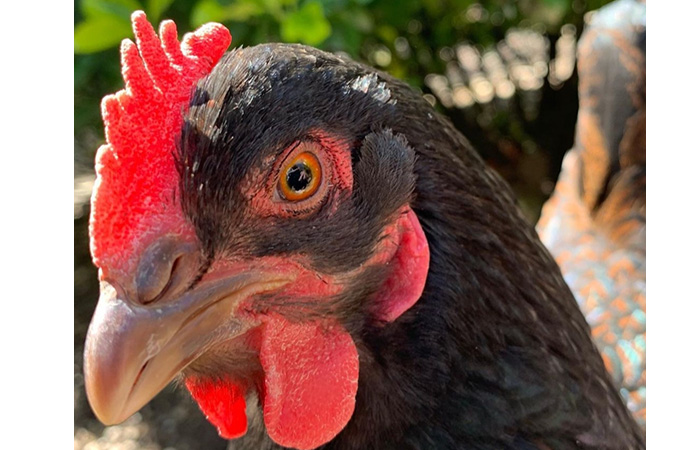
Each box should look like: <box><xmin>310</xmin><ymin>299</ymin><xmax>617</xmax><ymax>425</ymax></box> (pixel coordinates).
<box><xmin>84</xmin><ymin>272</ymin><xmax>288</xmax><ymax>425</ymax></box>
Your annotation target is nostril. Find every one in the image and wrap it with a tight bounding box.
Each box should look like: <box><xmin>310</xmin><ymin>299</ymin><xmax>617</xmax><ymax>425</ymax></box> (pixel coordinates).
<box><xmin>135</xmin><ymin>236</ymin><xmax>200</xmax><ymax>305</ymax></box>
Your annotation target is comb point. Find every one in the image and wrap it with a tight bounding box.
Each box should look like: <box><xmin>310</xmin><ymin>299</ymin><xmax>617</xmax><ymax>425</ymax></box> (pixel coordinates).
<box><xmin>130</xmin><ymin>10</ymin><xmax>149</xmax><ymax>29</ymax></box>
<box><xmin>181</xmin><ymin>24</ymin><xmax>232</xmax><ymax>68</ymax></box>
<box><xmin>132</xmin><ymin>11</ymin><xmax>176</xmax><ymax>92</ymax></box>
<box><xmin>160</xmin><ymin>20</ymin><xmax>185</xmax><ymax>69</ymax></box>
<box><xmin>100</xmin><ymin>94</ymin><xmax>121</xmax><ymax>121</ymax></box>
<box><xmin>159</xmin><ymin>19</ymin><xmax>177</xmax><ymax>36</ymax></box>
<box><xmin>120</xmin><ymin>39</ymin><xmax>156</xmax><ymax>99</ymax></box>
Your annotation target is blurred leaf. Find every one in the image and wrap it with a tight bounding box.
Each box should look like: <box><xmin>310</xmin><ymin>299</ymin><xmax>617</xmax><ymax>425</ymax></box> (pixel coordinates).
<box><xmin>227</xmin><ymin>0</ymin><xmax>267</xmax><ymax>19</ymax></box>
<box><xmin>371</xmin><ymin>0</ymin><xmax>421</xmax><ymax>29</ymax></box>
<box><xmin>280</xmin><ymin>0</ymin><xmax>331</xmax><ymax>46</ymax></box>
<box><xmin>324</xmin><ymin>17</ymin><xmax>361</xmax><ymax>55</ymax></box>
<box><xmin>340</xmin><ymin>7</ymin><xmax>373</xmax><ymax>33</ymax></box>
<box><xmin>542</xmin><ymin>0</ymin><xmax>569</xmax><ymax>6</ymax></box>
<box><xmin>376</xmin><ymin>24</ymin><xmax>397</xmax><ymax>43</ymax></box>
<box><xmin>254</xmin><ymin>0</ymin><xmax>290</xmax><ymax>21</ymax></box>
<box><xmin>523</xmin><ymin>0</ymin><xmax>570</xmax><ymax>28</ymax></box>
<box><xmin>82</xmin><ymin>0</ymin><xmax>143</xmax><ymax>20</ymax></box>
<box><xmin>422</xmin><ymin>0</ymin><xmax>443</xmax><ymax>17</ymax></box>
<box><xmin>313</xmin><ymin>0</ymin><xmax>352</xmax><ymax>15</ymax></box>
<box><xmin>191</xmin><ymin>0</ymin><xmax>228</xmax><ymax>25</ymax></box>
<box><xmin>75</xmin><ymin>16</ymin><xmax>133</xmax><ymax>53</ymax></box>
<box><xmin>191</xmin><ymin>0</ymin><xmax>266</xmax><ymax>27</ymax></box>
<box><xmin>146</xmin><ymin>0</ymin><xmax>174</xmax><ymax>21</ymax></box>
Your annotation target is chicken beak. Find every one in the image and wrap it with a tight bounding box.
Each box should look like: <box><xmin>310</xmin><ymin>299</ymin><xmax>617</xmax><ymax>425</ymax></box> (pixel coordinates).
<box><xmin>84</xmin><ymin>271</ymin><xmax>289</xmax><ymax>426</ymax></box>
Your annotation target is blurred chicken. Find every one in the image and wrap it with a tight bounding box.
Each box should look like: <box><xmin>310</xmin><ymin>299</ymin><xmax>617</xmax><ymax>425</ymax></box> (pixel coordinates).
<box><xmin>537</xmin><ymin>0</ymin><xmax>646</xmax><ymax>428</ymax></box>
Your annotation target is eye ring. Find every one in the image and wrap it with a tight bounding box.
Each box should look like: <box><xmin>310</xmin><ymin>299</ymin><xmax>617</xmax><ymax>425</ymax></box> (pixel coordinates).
<box><xmin>278</xmin><ymin>151</ymin><xmax>322</xmax><ymax>201</ymax></box>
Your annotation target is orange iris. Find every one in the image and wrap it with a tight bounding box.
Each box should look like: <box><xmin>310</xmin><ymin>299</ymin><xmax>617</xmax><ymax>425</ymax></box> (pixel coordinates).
<box><xmin>278</xmin><ymin>151</ymin><xmax>322</xmax><ymax>201</ymax></box>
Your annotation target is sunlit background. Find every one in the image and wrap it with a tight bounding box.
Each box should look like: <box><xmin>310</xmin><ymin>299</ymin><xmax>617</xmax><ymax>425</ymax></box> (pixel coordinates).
<box><xmin>74</xmin><ymin>1</ymin><xmax>613</xmax><ymax>448</ymax></box>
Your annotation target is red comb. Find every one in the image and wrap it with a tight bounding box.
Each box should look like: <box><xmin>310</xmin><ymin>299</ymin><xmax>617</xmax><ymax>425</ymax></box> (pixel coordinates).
<box><xmin>89</xmin><ymin>11</ymin><xmax>231</xmax><ymax>276</ymax></box>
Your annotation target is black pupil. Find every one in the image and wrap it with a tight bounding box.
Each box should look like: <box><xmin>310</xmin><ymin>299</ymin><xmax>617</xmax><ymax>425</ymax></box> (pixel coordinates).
<box><xmin>286</xmin><ymin>162</ymin><xmax>313</xmax><ymax>193</ymax></box>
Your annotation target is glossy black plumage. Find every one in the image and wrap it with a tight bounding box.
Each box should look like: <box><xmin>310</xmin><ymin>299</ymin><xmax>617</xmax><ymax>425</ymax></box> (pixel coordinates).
<box><xmin>177</xmin><ymin>43</ymin><xmax>644</xmax><ymax>449</ymax></box>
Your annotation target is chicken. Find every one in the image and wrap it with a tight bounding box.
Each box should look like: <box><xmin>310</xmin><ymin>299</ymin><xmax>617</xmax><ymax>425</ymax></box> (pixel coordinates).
<box><xmin>84</xmin><ymin>11</ymin><xmax>645</xmax><ymax>450</ymax></box>
<box><xmin>536</xmin><ymin>0</ymin><xmax>646</xmax><ymax>429</ymax></box>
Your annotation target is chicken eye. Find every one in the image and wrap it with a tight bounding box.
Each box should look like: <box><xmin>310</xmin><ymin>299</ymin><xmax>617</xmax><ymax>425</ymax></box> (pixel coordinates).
<box><xmin>279</xmin><ymin>151</ymin><xmax>322</xmax><ymax>201</ymax></box>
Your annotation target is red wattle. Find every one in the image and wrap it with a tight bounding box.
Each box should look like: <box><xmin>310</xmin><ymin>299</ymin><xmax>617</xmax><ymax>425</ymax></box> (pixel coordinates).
<box><xmin>185</xmin><ymin>377</ymin><xmax>248</xmax><ymax>439</ymax></box>
<box><xmin>259</xmin><ymin>315</ymin><xmax>359</xmax><ymax>450</ymax></box>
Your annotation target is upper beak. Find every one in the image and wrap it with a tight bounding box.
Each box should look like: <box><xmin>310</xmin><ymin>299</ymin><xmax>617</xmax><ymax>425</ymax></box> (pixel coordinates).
<box><xmin>84</xmin><ymin>266</ymin><xmax>288</xmax><ymax>425</ymax></box>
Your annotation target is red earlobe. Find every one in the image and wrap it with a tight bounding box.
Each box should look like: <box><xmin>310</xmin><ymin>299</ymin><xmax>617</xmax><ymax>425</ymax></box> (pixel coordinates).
<box><xmin>374</xmin><ymin>207</ymin><xmax>430</xmax><ymax>322</ymax></box>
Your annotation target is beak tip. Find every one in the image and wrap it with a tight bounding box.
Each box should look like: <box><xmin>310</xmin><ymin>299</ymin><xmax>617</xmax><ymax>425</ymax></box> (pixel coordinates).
<box><xmin>83</xmin><ymin>320</ymin><xmax>131</xmax><ymax>427</ymax></box>
<box><xmin>84</xmin><ymin>366</ymin><xmax>122</xmax><ymax>426</ymax></box>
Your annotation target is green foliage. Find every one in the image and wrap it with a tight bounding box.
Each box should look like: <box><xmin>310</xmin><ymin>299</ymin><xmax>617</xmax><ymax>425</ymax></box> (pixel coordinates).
<box><xmin>281</xmin><ymin>1</ymin><xmax>331</xmax><ymax>46</ymax></box>
<box><xmin>76</xmin><ymin>0</ymin><xmax>593</xmax><ymax>56</ymax></box>
<box><xmin>191</xmin><ymin>0</ymin><xmax>265</xmax><ymax>27</ymax></box>
<box><xmin>147</xmin><ymin>0</ymin><xmax>177</xmax><ymax>20</ymax></box>
<box><xmin>190</xmin><ymin>0</ymin><xmax>336</xmax><ymax>47</ymax></box>
<box><xmin>82</xmin><ymin>0</ymin><xmax>143</xmax><ymax>20</ymax></box>
<box><xmin>74</xmin><ymin>0</ymin><xmax>143</xmax><ymax>53</ymax></box>
<box><xmin>74</xmin><ymin>15</ymin><xmax>133</xmax><ymax>53</ymax></box>
<box><xmin>74</xmin><ymin>0</ymin><xmax>614</xmax><ymax>189</ymax></box>
<box><xmin>75</xmin><ymin>0</ymin><xmax>180</xmax><ymax>53</ymax></box>
<box><xmin>74</xmin><ymin>0</ymin><xmax>613</xmax><ymax>119</ymax></box>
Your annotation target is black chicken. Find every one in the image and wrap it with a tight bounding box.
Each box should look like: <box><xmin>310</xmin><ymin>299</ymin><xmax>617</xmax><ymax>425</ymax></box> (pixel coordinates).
<box><xmin>84</xmin><ymin>12</ymin><xmax>644</xmax><ymax>450</ymax></box>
